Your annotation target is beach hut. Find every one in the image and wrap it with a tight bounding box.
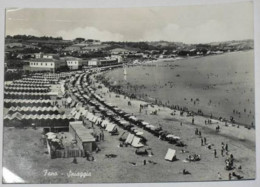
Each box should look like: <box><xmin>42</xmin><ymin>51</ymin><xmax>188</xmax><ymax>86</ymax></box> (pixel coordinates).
<box><xmin>69</xmin><ymin>121</ymin><xmax>96</xmax><ymax>153</ymax></box>
<box><xmin>164</xmin><ymin>148</ymin><xmax>177</xmax><ymax>161</ymax></box>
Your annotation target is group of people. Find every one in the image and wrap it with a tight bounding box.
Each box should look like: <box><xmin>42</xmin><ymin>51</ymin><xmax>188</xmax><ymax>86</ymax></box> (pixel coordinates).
<box><xmin>94</xmin><ymin>130</ymin><xmax>105</xmax><ymax>142</ymax></box>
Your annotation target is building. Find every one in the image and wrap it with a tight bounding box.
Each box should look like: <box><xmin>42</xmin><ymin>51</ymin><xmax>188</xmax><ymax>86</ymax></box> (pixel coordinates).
<box><xmin>69</xmin><ymin>121</ymin><xmax>96</xmax><ymax>153</ymax></box>
<box><xmin>35</xmin><ymin>52</ymin><xmax>43</xmax><ymax>59</ymax></box>
<box><xmin>35</xmin><ymin>53</ymin><xmax>60</xmax><ymax>59</ymax></box>
<box><xmin>81</xmin><ymin>44</ymin><xmax>108</xmax><ymax>53</ymax></box>
<box><xmin>111</xmin><ymin>55</ymin><xmax>123</xmax><ymax>63</ymax></box>
<box><xmin>88</xmin><ymin>58</ymin><xmax>99</xmax><ymax>66</ymax></box>
<box><xmin>110</xmin><ymin>48</ymin><xmax>138</xmax><ymax>55</ymax></box>
<box><xmin>42</xmin><ymin>53</ymin><xmax>60</xmax><ymax>59</ymax></box>
<box><xmin>5</xmin><ymin>42</ymin><xmax>23</xmax><ymax>48</ymax></box>
<box><xmin>63</xmin><ymin>46</ymin><xmax>83</xmax><ymax>52</ymax></box>
<box><xmin>24</xmin><ymin>58</ymin><xmax>67</xmax><ymax>72</ymax></box>
<box><xmin>88</xmin><ymin>58</ymin><xmax>118</xmax><ymax>67</ymax></box>
<box><xmin>62</xmin><ymin>57</ymin><xmax>83</xmax><ymax>70</ymax></box>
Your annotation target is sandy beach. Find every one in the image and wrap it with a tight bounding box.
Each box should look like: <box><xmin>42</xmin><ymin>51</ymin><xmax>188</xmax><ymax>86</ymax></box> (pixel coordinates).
<box><xmin>2</xmin><ymin>67</ymin><xmax>255</xmax><ymax>183</ymax></box>
<box><xmin>88</xmin><ymin>69</ymin><xmax>256</xmax><ymax>182</ymax></box>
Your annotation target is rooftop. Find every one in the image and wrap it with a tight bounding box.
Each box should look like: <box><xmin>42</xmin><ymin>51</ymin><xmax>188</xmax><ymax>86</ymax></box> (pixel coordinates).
<box><xmin>27</xmin><ymin>58</ymin><xmax>65</xmax><ymax>63</ymax></box>
<box><xmin>69</xmin><ymin>121</ymin><xmax>95</xmax><ymax>142</ymax></box>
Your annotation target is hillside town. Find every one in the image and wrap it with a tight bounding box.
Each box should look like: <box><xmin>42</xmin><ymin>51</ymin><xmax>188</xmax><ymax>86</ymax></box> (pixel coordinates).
<box><xmin>5</xmin><ymin>35</ymin><xmax>253</xmax><ymax>80</ymax></box>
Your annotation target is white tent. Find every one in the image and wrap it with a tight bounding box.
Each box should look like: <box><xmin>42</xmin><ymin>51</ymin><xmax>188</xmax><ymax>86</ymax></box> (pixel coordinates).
<box><xmin>135</xmin><ymin>131</ymin><xmax>144</xmax><ymax>136</ymax></box>
<box><xmin>166</xmin><ymin>134</ymin><xmax>180</xmax><ymax>140</ymax></box>
<box><xmin>46</xmin><ymin>132</ymin><xmax>57</xmax><ymax>139</ymax></box>
<box><xmin>67</xmin><ymin>97</ymin><xmax>72</xmax><ymax>104</ymax></box>
<box><xmin>131</xmin><ymin>136</ymin><xmax>144</xmax><ymax>148</ymax></box>
<box><xmin>164</xmin><ymin>148</ymin><xmax>176</xmax><ymax>161</ymax></box>
<box><xmin>74</xmin><ymin>112</ymin><xmax>81</xmax><ymax>120</ymax></box>
<box><xmin>92</xmin><ymin>116</ymin><xmax>98</xmax><ymax>123</ymax></box>
<box><xmin>101</xmin><ymin>120</ymin><xmax>110</xmax><ymax>128</ymax></box>
<box><xmin>95</xmin><ymin>117</ymin><xmax>102</xmax><ymax>125</ymax></box>
<box><xmin>125</xmin><ymin>133</ymin><xmax>135</xmax><ymax>144</ymax></box>
<box><xmin>105</xmin><ymin>123</ymin><xmax>116</xmax><ymax>132</ymax></box>
<box><xmin>70</xmin><ymin>108</ymin><xmax>77</xmax><ymax>116</ymax></box>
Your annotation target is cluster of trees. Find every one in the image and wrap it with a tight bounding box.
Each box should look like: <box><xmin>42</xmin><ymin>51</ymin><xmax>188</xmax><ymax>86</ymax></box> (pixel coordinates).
<box><xmin>6</xmin><ymin>35</ymin><xmax>63</xmax><ymax>41</ymax></box>
<box><xmin>104</xmin><ymin>41</ymin><xmax>159</xmax><ymax>51</ymax></box>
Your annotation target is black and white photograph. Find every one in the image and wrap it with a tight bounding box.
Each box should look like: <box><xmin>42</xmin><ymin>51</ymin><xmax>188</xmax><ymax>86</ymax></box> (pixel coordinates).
<box><xmin>1</xmin><ymin>0</ymin><xmax>258</xmax><ymax>185</ymax></box>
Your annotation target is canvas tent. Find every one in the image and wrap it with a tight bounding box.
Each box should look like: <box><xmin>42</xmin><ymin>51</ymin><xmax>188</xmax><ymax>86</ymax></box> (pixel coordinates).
<box><xmin>164</xmin><ymin>148</ymin><xmax>176</xmax><ymax>161</ymax></box>
<box><xmin>131</xmin><ymin>136</ymin><xmax>144</xmax><ymax>148</ymax></box>
<box><xmin>105</xmin><ymin>123</ymin><xmax>116</xmax><ymax>132</ymax></box>
<box><xmin>101</xmin><ymin>120</ymin><xmax>110</xmax><ymax>128</ymax></box>
<box><xmin>125</xmin><ymin>133</ymin><xmax>135</xmax><ymax>144</ymax></box>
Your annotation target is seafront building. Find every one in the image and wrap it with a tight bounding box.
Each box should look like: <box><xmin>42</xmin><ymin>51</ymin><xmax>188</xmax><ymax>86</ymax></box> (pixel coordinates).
<box><xmin>23</xmin><ymin>58</ymin><xmax>67</xmax><ymax>73</ymax></box>
<box><xmin>61</xmin><ymin>57</ymin><xmax>84</xmax><ymax>70</ymax></box>
<box><xmin>88</xmin><ymin>57</ymin><xmax>119</xmax><ymax>67</ymax></box>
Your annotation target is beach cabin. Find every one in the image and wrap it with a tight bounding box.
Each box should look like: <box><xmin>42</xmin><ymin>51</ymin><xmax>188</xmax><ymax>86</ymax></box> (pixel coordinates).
<box><xmin>69</xmin><ymin>121</ymin><xmax>96</xmax><ymax>153</ymax></box>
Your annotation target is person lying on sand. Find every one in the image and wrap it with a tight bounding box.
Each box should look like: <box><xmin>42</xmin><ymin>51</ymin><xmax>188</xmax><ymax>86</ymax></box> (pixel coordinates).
<box><xmin>129</xmin><ymin>162</ymin><xmax>137</xmax><ymax>166</ymax></box>
<box><xmin>232</xmin><ymin>172</ymin><xmax>244</xmax><ymax>180</ymax></box>
<box><xmin>183</xmin><ymin>169</ymin><xmax>191</xmax><ymax>175</ymax></box>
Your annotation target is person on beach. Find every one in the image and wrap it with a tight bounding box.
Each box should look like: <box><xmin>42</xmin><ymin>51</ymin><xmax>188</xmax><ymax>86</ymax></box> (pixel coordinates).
<box><xmin>99</xmin><ymin>133</ymin><xmax>102</xmax><ymax>141</ymax></box>
<box><xmin>204</xmin><ymin>137</ymin><xmax>207</xmax><ymax>145</ymax></box>
<box><xmin>214</xmin><ymin>149</ymin><xmax>217</xmax><ymax>158</ymax></box>
<box><xmin>72</xmin><ymin>157</ymin><xmax>78</xmax><ymax>164</ymax></box>
<box><xmin>229</xmin><ymin>173</ymin><xmax>232</xmax><ymax>180</ymax></box>
<box><xmin>201</xmin><ymin>138</ymin><xmax>204</xmax><ymax>146</ymax></box>
<box><xmin>192</xmin><ymin>117</ymin><xmax>194</xmax><ymax>124</ymax></box>
<box><xmin>225</xmin><ymin>144</ymin><xmax>229</xmax><ymax>151</ymax></box>
<box><xmin>218</xmin><ymin>172</ymin><xmax>222</xmax><ymax>180</ymax></box>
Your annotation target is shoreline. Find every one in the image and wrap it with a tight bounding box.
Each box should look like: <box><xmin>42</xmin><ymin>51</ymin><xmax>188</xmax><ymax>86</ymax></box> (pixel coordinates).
<box><xmin>88</xmin><ymin>70</ymin><xmax>256</xmax><ymax>181</ymax></box>
<box><xmin>95</xmin><ymin>69</ymin><xmax>254</xmax><ymax>128</ymax></box>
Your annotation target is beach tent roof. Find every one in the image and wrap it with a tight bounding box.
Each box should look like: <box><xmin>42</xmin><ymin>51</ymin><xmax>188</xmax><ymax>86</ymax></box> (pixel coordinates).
<box><xmin>67</xmin><ymin>97</ymin><xmax>72</xmax><ymax>104</ymax></box>
<box><xmin>125</xmin><ymin>133</ymin><xmax>135</xmax><ymax>144</ymax></box>
<box><xmin>135</xmin><ymin>131</ymin><xmax>144</xmax><ymax>136</ymax></box>
<box><xmin>74</xmin><ymin>112</ymin><xmax>81</xmax><ymax>120</ymax></box>
<box><xmin>12</xmin><ymin>112</ymin><xmax>23</xmax><ymax>120</ymax></box>
<box><xmin>105</xmin><ymin>123</ymin><xmax>116</xmax><ymax>132</ymax></box>
<box><xmin>101</xmin><ymin>120</ymin><xmax>110</xmax><ymax>128</ymax></box>
<box><xmin>142</xmin><ymin>121</ymin><xmax>149</xmax><ymax>126</ymax></box>
<box><xmin>166</xmin><ymin>134</ymin><xmax>180</xmax><ymax>140</ymax></box>
<box><xmin>165</xmin><ymin>148</ymin><xmax>176</xmax><ymax>161</ymax></box>
<box><xmin>69</xmin><ymin>122</ymin><xmax>95</xmax><ymax>142</ymax></box>
<box><xmin>131</xmin><ymin>136</ymin><xmax>144</xmax><ymax>148</ymax></box>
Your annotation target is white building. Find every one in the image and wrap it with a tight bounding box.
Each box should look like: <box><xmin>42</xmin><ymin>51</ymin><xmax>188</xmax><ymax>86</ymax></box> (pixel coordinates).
<box><xmin>35</xmin><ymin>53</ymin><xmax>60</xmax><ymax>59</ymax></box>
<box><xmin>63</xmin><ymin>57</ymin><xmax>83</xmax><ymax>70</ymax></box>
<box><xmin>35</xmin><ymin>53</ymin><xmax>43</xmax><ymax>59</ymax></box>
<box><xmin>88</xmin><ymin>59</ymin><xmax>99</xmax><ymax>66</ymax></box>
<box><xmin>111</xmin><ymin>55</ymin><xmax>123</xmax><ymax>63</ymax></box>
<box><xmin>42</xmin><ymin>53</ymin><xmax>60</xmax><ymax>59</ymax></box>
<box><xmin>88</xmin><ymin>58</ymin><xmax>118</xmax><ymax>67</ymax></box>
<box><xmin>24</xmin><ymin>58</ymin><xmax>66</xmax><ymax>72</ymax></box>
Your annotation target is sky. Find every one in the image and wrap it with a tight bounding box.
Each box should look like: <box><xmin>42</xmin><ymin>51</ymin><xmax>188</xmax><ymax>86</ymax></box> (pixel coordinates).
<box><xmin>5</xmin><ymin>1</ymin><xmax>254</xmax><ymax>44</ymax></box>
